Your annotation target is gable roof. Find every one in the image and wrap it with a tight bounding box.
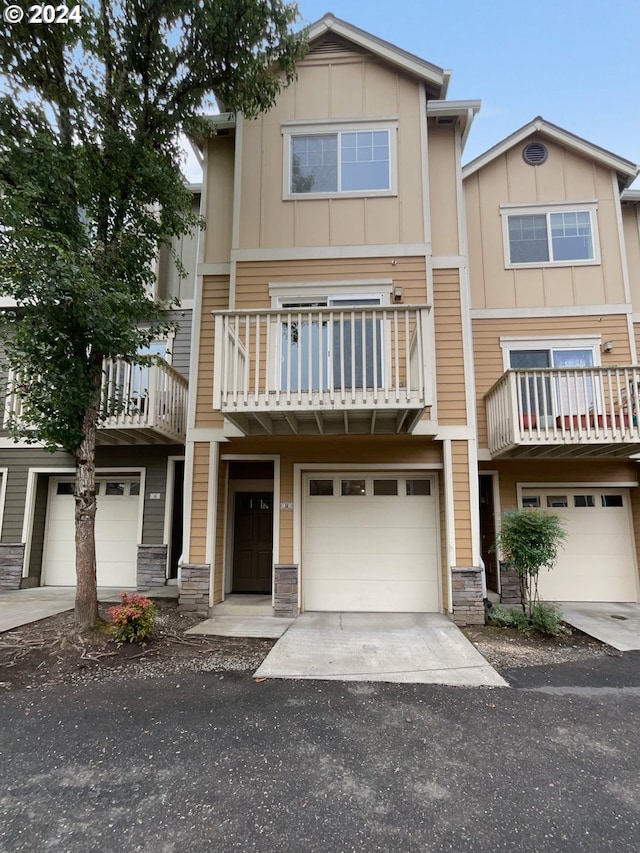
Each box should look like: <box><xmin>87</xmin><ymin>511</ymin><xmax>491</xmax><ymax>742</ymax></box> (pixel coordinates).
<box><xmin>306</xmin><ymin>14</ymin><xmax>450</xmax><ymax>98</ymax></box>
<box><xmin>462</xmin><ymin>117</ymin><xmax>639</xmax><ymax>189</ymax></box>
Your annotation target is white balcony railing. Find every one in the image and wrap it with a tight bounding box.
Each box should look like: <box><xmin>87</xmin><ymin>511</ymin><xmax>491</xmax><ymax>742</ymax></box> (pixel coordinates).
<box><xmin>485</xmin><ymin>366</ymin><xmax>640</xmax><ymax>458</ymax></box>
<box><xmin>213</xmin><ymin>305</ymin><xmax>432</xmax><ymax>434</ymax></box>
<box><xmin>3</xmin><ymin>358</ymin><xmax>188</xmax><ymax>444</ymax></box>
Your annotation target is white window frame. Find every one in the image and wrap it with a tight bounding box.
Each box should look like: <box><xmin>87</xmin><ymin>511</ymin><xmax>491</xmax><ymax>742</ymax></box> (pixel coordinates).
<box><xmin>282</xmin><ymin>119</ymin><xmax>398</xmax><ymax>200</ymax></box>
<box><xmin>499</xmin><ymin>335</ymin><xmax>602</xmax><ymax>371</ymax></box>
<box><xmin>500</xmin><ymin>201</ymin><xmax>600</xmax><ymax>269</ymax></box>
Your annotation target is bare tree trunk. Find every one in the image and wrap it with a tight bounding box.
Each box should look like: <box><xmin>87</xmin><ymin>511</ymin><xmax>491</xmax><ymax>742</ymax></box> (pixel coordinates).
<box><xmin>74</xmin><ymin>398</ymin><xmax>99</xmax><ymax>631</ymax></box>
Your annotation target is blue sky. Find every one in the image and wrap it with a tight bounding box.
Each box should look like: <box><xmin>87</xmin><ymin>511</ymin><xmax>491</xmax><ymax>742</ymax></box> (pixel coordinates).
<box><xmin>186</xmin><ymin>0</ymin><xmax>640</xmax><ymax>183</ymax></box>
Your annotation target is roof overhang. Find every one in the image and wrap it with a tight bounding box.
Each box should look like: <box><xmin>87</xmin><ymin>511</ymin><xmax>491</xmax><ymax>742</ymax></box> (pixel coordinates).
<box><xmin>462</xmin><ymin>117</ymin><xmax>639</xmax><ymax>189</ymax></box>
<box><xmin>188</xmin><ymin>113</ymin><xmax>237</xmax><ymax>153</ymax></box>
<box><xmin>426</xmin><ymin>100</ymin><xmax>481</xmax><ymax>151</ymax></box>
<box><xmin>621</xmin><ymin>189</ymin><xmax>640</xmax><ymax>204</ymax></box>
<box><xmin>307</xmin><ymin>13</ymin><xmax>448</xmax><ymax>98</ymax></box>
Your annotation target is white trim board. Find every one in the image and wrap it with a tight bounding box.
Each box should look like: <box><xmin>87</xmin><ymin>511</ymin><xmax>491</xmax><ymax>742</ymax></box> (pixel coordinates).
<box><xmin>471</xmin><ymin>304</ymin><xmax>631</xmax><ymax>319</ymax></box>
<box><xmin>230</xmin><ymin>244</ymin><xmax>429</xmax><ymax>262</ymax></box>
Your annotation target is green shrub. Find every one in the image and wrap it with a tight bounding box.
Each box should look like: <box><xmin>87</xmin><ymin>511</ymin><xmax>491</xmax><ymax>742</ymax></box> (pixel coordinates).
<box><xmin>489</xmin><ymin>602</ymin><xmax>570</xmax><ymax>638</ymax></box>
<box><xmin>108</xmin><ymin>593</ymin><xmax>157</xmax><ymax>647</ymax></box>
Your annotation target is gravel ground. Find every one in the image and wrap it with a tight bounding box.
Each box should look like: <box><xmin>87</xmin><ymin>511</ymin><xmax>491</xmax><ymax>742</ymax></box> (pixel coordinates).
<box><xmin>0</xmin><ymin>601</ymin><xmax>618</xmax><ymax>691</ymax></box>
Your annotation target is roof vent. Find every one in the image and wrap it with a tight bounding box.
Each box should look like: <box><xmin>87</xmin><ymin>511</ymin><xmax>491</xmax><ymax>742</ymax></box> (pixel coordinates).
<box><xmin>522</xmin><ymin>141</ymin><xmax>548</xmax><ymax>166</ymax></box>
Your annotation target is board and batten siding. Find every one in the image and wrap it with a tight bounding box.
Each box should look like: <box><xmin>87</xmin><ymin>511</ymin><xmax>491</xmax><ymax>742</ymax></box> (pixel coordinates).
<box><xmin>433</xmin><ymin>269</ymin><xmax>467</xmax><ymax>425</ymax></box>
<box><xmin>623</xmin><ymin>204</ymin><xmax>640</xmax><ymax>311</ymax></box>
<box><xmin>203</xmin><ymin>136</ymin><xmax>235</xmax><ymax>265</ymax></box>
<box><xmin>167</xmin><ymin>308</ymin><xmax>192</xmax><ymax>379</ymax></box>
<box><xmin>473</xmin><ymin>314</ymin><xmax>633</xmax><ymax>449</ymax></box>
<box><xmin>428</xmin><ymin>124</ymin><xmax>460</xmax><ymax>258</ymax></box>
<box><xmin>236</xmin><ymin>46</ymin><xmax>426</xmax><ymax>250</ymax></box>
<box><xmin>465</xmin><ymin>137</ymin><xmax>627</xmax><ymax>311</ymax></box>
<box><xmin>195</xmin><ymin>276</ymin><xmax>229</xmax><ymax>429</ymax></box>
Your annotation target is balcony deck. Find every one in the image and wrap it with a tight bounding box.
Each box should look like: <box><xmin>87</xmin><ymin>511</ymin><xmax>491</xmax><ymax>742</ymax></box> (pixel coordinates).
<box><xmin>4</xmin><ymin>358</ymin><xmax>188</xmax><ymax>445</ymax></box>
<box><xmin>485</xmin><ymin>366</ymin><xmax>640</xmax><ymax>458</ymax></box>
<box><xmin>213</xmin><ymin>305</ymin><xmax>432</xmax><ymax>436</ymax></box>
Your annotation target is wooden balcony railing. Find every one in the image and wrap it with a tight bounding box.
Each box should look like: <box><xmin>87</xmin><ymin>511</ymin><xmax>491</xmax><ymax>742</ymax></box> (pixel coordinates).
<box><xmin>485</xmin><ymin>366</ymin><xmax>640</xmax><ymax>458</ymax></box>
<box><xmin>3</xmin><ymin>358</ymin><xmax>188</xmax><ymax>444</ymax></box>
<box><xmin>213</xmin><ymin>305</ymin><xmax>432</xmax><ymax>435</ymax></box>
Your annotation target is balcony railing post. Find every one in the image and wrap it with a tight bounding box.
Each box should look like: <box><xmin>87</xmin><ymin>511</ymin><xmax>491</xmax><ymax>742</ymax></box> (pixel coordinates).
<box><xmin>213</xmin><ymin>314</ymin><xmax>224</xmax><ymax>410</ymax></box>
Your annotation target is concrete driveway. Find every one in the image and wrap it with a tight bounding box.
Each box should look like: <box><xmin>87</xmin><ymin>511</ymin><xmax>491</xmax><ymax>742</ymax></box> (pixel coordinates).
<box><xmin>561</xmin><ymin>602</ymin><xmax>640</xmax><ymax>651</ymax></box>
<box><xmin>254</xmin><ymin>611</ymin><xmax>507</xmax><ymax>687</ymax></box>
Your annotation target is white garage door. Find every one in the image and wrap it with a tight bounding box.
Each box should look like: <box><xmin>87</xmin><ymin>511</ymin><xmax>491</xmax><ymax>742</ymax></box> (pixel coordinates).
<box><xmin>303</xmin><ymin>474</ymin><xmax>440</xmax><ymax>612</ymax></box>
<box><xmin>521</xmin><ymin>488</ymin><xmax>638</xmax><ymax>602</ymax></box>
<box><xmin>43</xmin><ymin>477</ymin><xmax>141</xmax><ymax>588</ymax></box>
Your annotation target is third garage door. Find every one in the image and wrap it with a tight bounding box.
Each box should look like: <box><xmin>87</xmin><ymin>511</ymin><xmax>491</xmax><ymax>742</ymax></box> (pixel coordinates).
<box><xmin>521</xmin><ymin>487</ymin><xmax>638</xmax><ymax>602</ymax></box>
<box><xmin>303</xmin><ymin>473</ymin><xmax>440</xmax><ymax>612</ymax></box>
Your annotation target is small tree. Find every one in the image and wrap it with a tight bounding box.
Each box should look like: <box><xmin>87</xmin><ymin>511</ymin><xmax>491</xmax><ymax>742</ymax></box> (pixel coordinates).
<box><xmin>494</xmin><ymin>508</ymin><xmax>566</xmax><ymax>617</ymax></box>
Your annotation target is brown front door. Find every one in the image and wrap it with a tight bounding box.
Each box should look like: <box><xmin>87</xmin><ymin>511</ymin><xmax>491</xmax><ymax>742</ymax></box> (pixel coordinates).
<box><xmin>479</xmin><ymin>475</ymin><xmax>498</xmax><ymax>593</ymax></box>
<box><xmin>232</xmin><ymin>492</ymin><xmax>273</xmax><ymax>593</ymax></box>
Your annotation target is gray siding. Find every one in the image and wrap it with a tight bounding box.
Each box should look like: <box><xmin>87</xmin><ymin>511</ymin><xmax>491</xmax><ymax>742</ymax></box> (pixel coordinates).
<box><xmin>168</xmin><ymin>308</ymin><xmax>192</xmax><ymax>379</ymax></box>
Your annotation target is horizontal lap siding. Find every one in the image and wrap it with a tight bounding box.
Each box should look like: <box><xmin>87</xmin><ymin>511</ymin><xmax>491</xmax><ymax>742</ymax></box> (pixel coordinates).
<box><xmin>451</xmin><ymin>440</ymin><xmax>472</xmax><ymax>565</ymax></box>
<box><xmin>189</xmin><ymin>442</ymin><xmax>210</xmax><ymax>564</ymax></box>
<box><xmin>234</xmin><ymin>256</ymin><xmax>429</xmax><ymax>308</ymax></box>
<box><xmin>433</xmin><ymin>270</ymin><xmax>467</xmax><ymax>425</ymax></box>
<box><xmin>473</xmin><ymin>314</ymin><xmax>633</xmax><ymax>449</ymax></box>
<box><xmin>197</xmin><ymin>277</ymin><xmax>229</xmax><ymax>428</ymax></box>
<box><xmin>213</xmin><ymin>459</ymin><xmax>226</xmax><ymax>604</ymax></box>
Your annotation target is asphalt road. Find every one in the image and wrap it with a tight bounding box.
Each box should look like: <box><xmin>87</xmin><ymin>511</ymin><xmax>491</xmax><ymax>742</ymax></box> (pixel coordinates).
<box><xmin>2</xmin><ymin>666</ymin><xmax>640</xmax><ymax>853</ymax></box>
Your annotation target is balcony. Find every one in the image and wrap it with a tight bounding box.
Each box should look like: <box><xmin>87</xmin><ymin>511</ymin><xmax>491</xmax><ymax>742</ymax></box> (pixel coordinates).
<box><xmin>4</xmin><ymin>358</ymin><xmax>188</xmax><ymax>445</ymax></box>
<box><xmin>213</xmin><ymin>305</ymin><xmax>432</xmax><ymax>435</ymax></box>
<box><xmin>485</xmin><ymin>366</ymin><xmax>640</xmax><ymax>458</ymax></box>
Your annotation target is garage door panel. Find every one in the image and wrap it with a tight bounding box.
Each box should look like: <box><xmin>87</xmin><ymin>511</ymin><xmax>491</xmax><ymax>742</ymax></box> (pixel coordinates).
<box><xmin>43</xmin><ymin>479</ymin><xmax>140</xmax><ymax>588</ymax></box>
<box><xmin>303</xmin><ymin>474</ymin><xmax>440</xmax><ymax>612</ymax></box>
<box><xmin>522</xmin><ymin>488</ymin><xmax>638</xmax><ymax>603</ymax></box>
<box><xmin>304</xmin><ymin>578</ymin><xmax>440</xmax><ymax>612</ymax></box>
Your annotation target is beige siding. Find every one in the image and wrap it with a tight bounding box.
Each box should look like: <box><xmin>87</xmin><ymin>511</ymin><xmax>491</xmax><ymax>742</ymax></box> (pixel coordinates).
<box><xmin>236</xmin><ymin>54</ymin><xmax>425</xmax><ymax>250</ymax></box>
<box><xmin>629</xmin><ymin>485</ymin><xmax>640</xmax><ymax>586</ymax></box>
<box><xmin>203</xmin><ymin>137</ymin><xmax>235</xmax><ymax>264</ymax></box>
<box><xmin>212</xmin><ymin>459</ymin><xmax>227</xmax><ymax>604</ymax></box>
<box><xmin>624</xmin><ymin>205</ymin><xmax>640</xmax><ymax>311</ymax></box>
<box><xmin>234</xmin><ymin>255</ymin><xmax>428</xmax><ymax>307</ymax></box>
<box><xmin>473</xmin><ymin>314</ymin><xmax>632</xmax><ymax>448</ymax></box>
<box><xmin>189</xmin><ymin>442</ymin><xmax>210</xmax><ymax>564</ymax></box>
<box><xmin>466</xmin><ymin>137</ymin><xmax>627</xmax><ymax>310</ymax></box>
<box><xmin>157</xmin><ymin>195</ymin><xmax>201</xmax><ymax>301</ymax></box>
<box><xmin>428</xmin><ymin>125</ymin><xmax>460</xmax><ymax>257</ymax></box>
<box><xmin>481</xmin><ymin>459</ymin><xmax>639</xmax><ymax>512</ymax></box>
<box><xmin>438</xmin><ymin>473</ymin><xmax>448</xmax><ymax>610</ymax></box>
<box><xmin>195</xmin><ymin>276</ymin><xmax>229</xmax><ymax>428</ymax></box>
<box><xmin>635</xmin><ymin>323</ymin><xmax>640</xmax><ymax>359</ymax></box>
<box><xmin>451</xmin><ymin>440</ymin><xmax>473</xmax><ymax>565</ymax></box>
<box><xmin>433</xmin><ymin>269</ymin><xmax>467</xmax><ymax>425</ymax></box>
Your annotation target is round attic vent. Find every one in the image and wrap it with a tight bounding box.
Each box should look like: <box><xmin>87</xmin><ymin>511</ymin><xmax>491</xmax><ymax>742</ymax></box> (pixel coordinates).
<box><xmin>522</xmin><ymin>142</ymin><xmax>548</xmax><ymax>166</ymax></box>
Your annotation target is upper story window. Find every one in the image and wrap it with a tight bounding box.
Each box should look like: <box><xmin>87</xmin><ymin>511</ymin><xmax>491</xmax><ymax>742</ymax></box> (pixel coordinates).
<box><xmin>500</xmin><ymin>202</ymin><xmax>600</xmax><ymax>268</ymax></box>
<box><xmin>282</xmin><ymin>120</ymin><xmax>397</xmax><ymax>200</ymax></box>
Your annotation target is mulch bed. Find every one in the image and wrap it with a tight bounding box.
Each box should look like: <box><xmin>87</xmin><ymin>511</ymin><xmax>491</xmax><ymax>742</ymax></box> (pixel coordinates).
<box><xmin>0</xmin><ymin>601</ymin><xmax>276</xmax><ymax>691</ymax></box>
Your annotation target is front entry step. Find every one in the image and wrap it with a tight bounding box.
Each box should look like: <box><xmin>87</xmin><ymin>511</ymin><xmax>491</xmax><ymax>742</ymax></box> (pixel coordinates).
<box><xmin>214</xmin><ymin>594</ymin><xmax>274</xmax><ymax>617</ymax></box>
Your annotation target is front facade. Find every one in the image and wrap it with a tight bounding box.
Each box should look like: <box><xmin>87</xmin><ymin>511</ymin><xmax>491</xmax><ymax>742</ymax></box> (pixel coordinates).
<box><xmin>182</xmin><ymin>16</ymin><xmax>640</xmax><ymax>624</ymax></box>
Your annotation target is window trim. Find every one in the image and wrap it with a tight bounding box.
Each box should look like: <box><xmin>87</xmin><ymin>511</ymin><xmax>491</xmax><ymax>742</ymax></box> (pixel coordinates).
<box><xmin>282</xmin><ymin>119</ymin><xmax>398</xmax><ymax>200</ymax></box>
<box><xmin>500</xmin><ymin>201</ymin><xmax>600</xmax><ymax>269</ymax></box>
<box><xmin>499</xmin><ymin>336</ymin><xmax>602</xmax><ymax>372</ymax></box>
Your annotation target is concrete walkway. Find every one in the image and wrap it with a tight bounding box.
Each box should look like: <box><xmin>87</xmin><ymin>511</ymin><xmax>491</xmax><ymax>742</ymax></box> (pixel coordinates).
<box><xmin>0</xmin><ymin>586</ymin><xmax>178</xmax><ymax>633</ymax></box>
<box><xmin>560</xmin><ymin>602</ymin><xmax>640</xmax><ymax>651</ymax></box>
<box><xmin>254</xmin><ymin>612</ymin><xmax>508</xmax><ymax>686</ymax></box>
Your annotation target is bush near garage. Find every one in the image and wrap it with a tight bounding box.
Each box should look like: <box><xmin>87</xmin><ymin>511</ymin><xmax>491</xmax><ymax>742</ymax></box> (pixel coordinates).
<box><xmin>108</xmin><ymin>593</ymin><xmax>157</xmax><ymax>647</ymax></box>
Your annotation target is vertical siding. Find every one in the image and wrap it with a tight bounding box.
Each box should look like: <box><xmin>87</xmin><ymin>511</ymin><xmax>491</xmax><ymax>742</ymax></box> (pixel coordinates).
<box><xmin>189</xmin><ymin>442</ymin><xmax>210</xmax><ymax>564</ymax></box>
<box><xmin>168</xmin><ymin>308</ymin><xmax>192</xmax><ymax>379</ymax></box>
<box><xmin>473</xmin><ymin>314</ymin><xmax>632</xmax><ymax>449</ymax></box>
<box><xmin>428</xmin><ymin>125</ymin><xmax>460</xmax><ymax>257</ymax></box>
<box><xmin>203</xmin><ymin>136</ymin><xmax>235</xmax><ymax>264</ymax></box>
<box><xmin>626</xmin><ymin>204</ymin><xmax>640</xmax><ymax>311</ymax></box>
<box><xmin>451</xmin><ymin>440</ymin><xmax>473</xmax><ymax>565</ymax></box>
<box><xmin>433</xmin><ymin>269</ymin><xmax>467</xmax><ymax>425</ymax></box>
<box><xmin>629</xmin><ymin>485</ymin><xmax>640</xmax><ymax>587</ymax></box>
<box><xmin>438</xmin><ymin>472</ymin><xmax>448</xmax><ymax>611</ymax></box>
<box><xmin>27</xmin><ymin>474</ymin><xmax>49</xmax><ymax>577</ymax></box>
<box><xmin>465</xmin><ymin>137</ymin><xmax>627</xmax><ymax>311</ymax></box>
<box><xmin>196</xmin><ymin>276</ymin><xmax>229</xmax><ymax>428</ymax></box>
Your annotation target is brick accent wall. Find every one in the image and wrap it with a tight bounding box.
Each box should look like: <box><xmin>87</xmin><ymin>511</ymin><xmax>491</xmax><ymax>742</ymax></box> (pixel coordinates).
<box><xmin>0</xmin><ymin>544</ymin><xmax>25</xmax><ymax>590</ymax></box>
<box><xmin>274</xmin><ymin>564</ymin><xmax>299</xmax><ymax>618</ymax></box>
<box><xmin>136</xmin><ymin>544</ymin><xmax>168</xmax><ymax>589</ymax></box>
<box><xmin>178</xmin><ymin>564</ymin><xmax>210</xmax><ymax>616</ymax></box>
<box><xmin>499</xmin><ymin>563</ymin><xmax>521</xmax><ymax>606</ymax></box>
<box><xmin>451</xmin><ymin>566</ymin><xmax>484</xmax><ymax>626</ymax></box>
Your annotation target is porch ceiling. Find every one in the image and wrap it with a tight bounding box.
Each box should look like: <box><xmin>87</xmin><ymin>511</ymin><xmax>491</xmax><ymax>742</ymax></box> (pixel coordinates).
<box><xmin>224</xmin><ymin>406</ymin><xmax>428</xmax><ymax>436</ymax></box>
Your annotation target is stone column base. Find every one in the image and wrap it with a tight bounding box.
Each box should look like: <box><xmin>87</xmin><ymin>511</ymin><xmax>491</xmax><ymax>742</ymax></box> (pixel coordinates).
<box><xmin>499</xmin><ymin>563</ymin><xmax>521</xmax><ymax>606</ymax></box>
<box><xmin>451</xmin><ymin>566</ymin><xmax>484</xmax><ymax>626</ymax></box>
<box><xmin>0</xmin><ymin>544</ymin><xmax>25</xmax><ymax>590</ymax></box>
<box><xmin>274</xmin><ymin>564</ymin><xmax>299</xmax><ymax>618</ymax></box>
<box><xmin>178</xmin><ymin>564</ymin><xmax>210</xmax><ymax>616</ymax></box>
<box><xmin>137</xmin><ymin>544</ymin><xmax>168</xmax><ymax>589</ymax></box>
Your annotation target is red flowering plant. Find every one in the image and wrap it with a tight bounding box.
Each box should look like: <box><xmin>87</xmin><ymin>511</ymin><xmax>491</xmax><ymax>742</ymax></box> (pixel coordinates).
<box><xmin>108</xmin><ymin>593</ymin><xmax>157</xmax><ymax>647</ymax></box>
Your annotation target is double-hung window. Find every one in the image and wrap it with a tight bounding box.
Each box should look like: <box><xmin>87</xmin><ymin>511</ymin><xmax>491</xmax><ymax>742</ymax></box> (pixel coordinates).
<box><xmin>501</xmin><ymin>203</ymin><xmax>599</xmax><ymax>267</ymax></box>
<box><xmin>283</xmin><ymin>122</ymin><xmax>397</xmax><ymax>199</ymax></box>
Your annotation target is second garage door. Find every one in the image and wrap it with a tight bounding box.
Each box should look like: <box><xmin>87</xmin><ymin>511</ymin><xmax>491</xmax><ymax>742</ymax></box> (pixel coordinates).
<box><xmin>521</xmin><ymin>487</ymin><xmax>638</xmax><ymax>602</ymax></box>
<box><xmin>43</xmin><ymin>476</ymin><xmax>142</xmax><ymax>588</ymax></box>
<box><xmin>303</xmin><ymin>473</ymin><xmax>440</xmax><ymax>612</ymax></box>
